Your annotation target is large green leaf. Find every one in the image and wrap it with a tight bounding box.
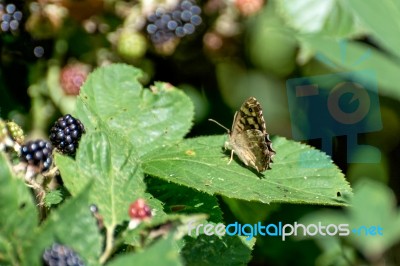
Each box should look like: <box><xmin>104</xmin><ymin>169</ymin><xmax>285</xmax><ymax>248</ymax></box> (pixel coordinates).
<box><xmin>278</xmin><ymin>0</ymin><xmax>363</xmax><ymax>38</ymax></box>
<box><xmin>301</xmin><ymin>35</ymin><xmax>400</xmax><ymax>101</ymax></box>
<box><xmin>28</xmin><ymin>183</ymin><xmax>102</xmax><ymax>266</ymax></box>
<box><xmin>0</xmin><ymin>153</ymin><xmax>102</xmax><ymax>265</ymax></box>
<box><xmin>75</xmin><ymin>63</ymin><xmax>194</xmax><ymax>156</ymax></box>
<box><xmin>343</xmin><ymin>0</ymin><xmax>400</xmax><ymax>60</ymax></box>
<box><xmin>300</xmin><ymin>179</ymin><xmax>400</xmax><ymax>262</ymax></box>
<box><xmin>55</xmin><ymin>132</ymin><xmax>165</xmax><ymax>229</ymax></box>
<box><xmin>142</xmin><ymin>135</ymin><xmax>351</xmax><ymax>206</ymax></box>
<box><xmin>0</xmin><ymin>153</ymin><xmax>38</xmax><ymax>265</ymax></box>
<box><xmin>245</xmin><ymin>4</ymin><xmax>297</xmax><ymax>77</ymax></box>
<box><xmin>344</xmin><ymin>180</ymin><xmax>400</xmax><ymax>258</ymax></box>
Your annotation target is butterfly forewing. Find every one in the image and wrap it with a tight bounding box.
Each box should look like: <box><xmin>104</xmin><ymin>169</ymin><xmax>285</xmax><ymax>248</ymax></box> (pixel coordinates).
<box><xmin>232</xmin><ymin>97</ymin><xmax>266</xmax><ymax>134</ymax></box>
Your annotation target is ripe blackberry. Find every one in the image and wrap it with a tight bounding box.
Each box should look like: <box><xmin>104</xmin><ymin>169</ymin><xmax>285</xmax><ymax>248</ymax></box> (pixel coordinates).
<box><xmin>145</xmin><ymin>0</ymin><xmax>202</xmax><ymax>44</ymax></box>
<box><xmin>49</xmin><ymin>114</ymin><xmax>85</xmax><ymax>156</ymax></box>
<box><xmin>20</xmin><ymin>140</ymin><xmax>53</xmax><ymax>172</ymax></box>
<box><xmin>42</xmin><ymin>243</ymin><xmax>85</xmax><ymax>266</ymax></box>
<box><xmin>0</xmin><ymin>2</ymin><xmax>23</xmax><ymax>33</ymax></box>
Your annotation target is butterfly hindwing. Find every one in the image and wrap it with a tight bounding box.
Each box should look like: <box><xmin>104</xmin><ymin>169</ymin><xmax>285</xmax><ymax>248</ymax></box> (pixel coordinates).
<box><xmin>232</xmin><ymin>129</ymin><xmax>271</xmax><ymax>172</ymax></box>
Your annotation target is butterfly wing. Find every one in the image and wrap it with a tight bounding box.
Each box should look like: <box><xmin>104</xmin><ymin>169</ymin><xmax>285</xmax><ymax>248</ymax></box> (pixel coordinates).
<box><xmin>231</xmin><ymin>97</ymin><xmax>266</xmax><ymax>134</ymax></box>
<box><xmin>229</xmin><ymin>97</ymin><xmax>275</xmax><ymax>172</ymax></box>
<box><xmin>231</xmin><ymin>130</ymin><xmax>272</xmax><ymax>171</ymax></box>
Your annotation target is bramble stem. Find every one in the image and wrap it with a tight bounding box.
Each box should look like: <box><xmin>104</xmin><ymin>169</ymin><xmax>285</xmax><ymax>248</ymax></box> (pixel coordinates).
<box><xmin>99</xmin><ymin>225</ymin><xmax>115</xmax><ymax>264</ymax></box>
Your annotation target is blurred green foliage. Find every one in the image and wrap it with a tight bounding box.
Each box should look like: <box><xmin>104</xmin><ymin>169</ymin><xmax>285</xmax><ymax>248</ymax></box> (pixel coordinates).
<box><xmin>1</xmin><ymin>0</ymin><xmax>400</xmax><ymax>265</ymax></box>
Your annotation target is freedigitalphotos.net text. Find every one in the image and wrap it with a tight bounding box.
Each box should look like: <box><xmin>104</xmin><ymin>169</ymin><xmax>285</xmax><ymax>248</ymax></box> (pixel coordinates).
<box><xmin>187</xmin><ymin>221</ymin><xmax>383</xmax><ymax>241</ymax></box>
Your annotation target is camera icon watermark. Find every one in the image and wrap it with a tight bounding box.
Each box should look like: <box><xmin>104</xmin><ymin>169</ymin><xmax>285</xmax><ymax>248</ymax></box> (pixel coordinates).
<box><xmin>286</xmin><ymin>69</ymin><xmax>382</xmax><ymax>166</ymax></box>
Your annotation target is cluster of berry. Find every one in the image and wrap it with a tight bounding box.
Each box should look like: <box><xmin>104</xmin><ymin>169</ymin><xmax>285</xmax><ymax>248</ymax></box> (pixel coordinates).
<box><xmin>0</xmin><ymin>2</ymin><xmax>22</xmax><ymax>32</ymax></box>
<box><xmin>20</xmin><ymin>114</ymin><xmax>85</xmax><ymax>173</ymax></box>
<box><xmin>20</xmin><ymin>140</ymin><xmax>53</xmax><ymax>172</ymax></box>
<box><xmin>145</xmin><ymin>0</ymin><xmax>202</xmax><ymax>44</ymax></box>
<box><xmin>42</xmin><ymin>243</ymin><xmax>85</xmax><ymax>266</ymax></box>
<box><xmin>0</xmin><ymin>120</ymin><xmax>24</xmax><ymax>152</ymax></box>
<box><xmin>49</xmin><ymin>114</ymin><xmax>86</xmax><ymax>156</ymax></box>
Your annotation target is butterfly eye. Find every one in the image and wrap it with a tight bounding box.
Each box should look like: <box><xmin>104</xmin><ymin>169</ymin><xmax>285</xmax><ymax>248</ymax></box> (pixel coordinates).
<box><xmin>248</xmin><ymin>108</ymin><xmax>253</xmax><ymax>112</ymax></box>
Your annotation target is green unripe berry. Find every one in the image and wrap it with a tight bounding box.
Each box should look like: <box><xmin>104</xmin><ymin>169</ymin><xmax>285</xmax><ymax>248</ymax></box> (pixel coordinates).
<box><xmin>117</xmin><ymin>31</ymin><xmax>147</xmax><ymax>61</ymax></box>
<box><xmin>6</xmin><ymin>121</ymin><xmax>24</xmax><ymax>144</ymax></box>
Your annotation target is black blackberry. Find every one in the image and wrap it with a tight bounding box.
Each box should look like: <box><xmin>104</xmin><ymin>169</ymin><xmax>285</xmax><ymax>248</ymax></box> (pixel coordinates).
<box><xmin>20</xmin><ymin>140</ymin><xmax>53</xmax><ymax>172</ymax></box>
<box><xmin>42</xmin><ymin>243</ymin><xmax>85</xmax><ymax>266</ymax></box>
<box><xmin>0</xmin><ymin>2</ymin><xmax>23</xmax><ymax>33</ymax></box>
<box><xmin>145</xmin><ymin>0</ymin><xmax>202</xmax><ymax>44</ymax></box>
<box><xmin>49</xmin><ymin>114</ymin><xmax>85</xmax><ymax>156</ymax></box>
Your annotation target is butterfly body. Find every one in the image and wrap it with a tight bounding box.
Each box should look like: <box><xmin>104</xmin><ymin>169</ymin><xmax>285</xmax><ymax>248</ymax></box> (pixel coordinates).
<box><xmin>225</xmin><ymin>97</ymin><xmax>275</xmax><ymax>172</ymax></box>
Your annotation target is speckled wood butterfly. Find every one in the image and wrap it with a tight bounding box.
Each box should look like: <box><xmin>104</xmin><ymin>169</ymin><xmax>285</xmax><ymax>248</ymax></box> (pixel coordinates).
<box><xmin>210</xmin><ymin>97</ymin><xmax>275</xmax><ymax>172</ymax></box>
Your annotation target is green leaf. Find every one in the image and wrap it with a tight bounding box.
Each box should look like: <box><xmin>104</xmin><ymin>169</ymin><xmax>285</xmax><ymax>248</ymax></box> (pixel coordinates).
<box><xmin>300</xmin><ymin>35</ymin><xmax>400</xmax><ymax>101</ymax></box>
<box><xmin>0</xmin><ymin>153</ymin><xmax>38</xmax><ymax>265</ymax></box>
<box><xmin>300</xmin><ymin>179</ymin><xmax>400</xmax><ymax>261</ymax></box>
<box><xmin>107</xmin><ymin>235</ymin><xmax>183</xmax><ymax>266</ymax></box>
<box><xmin>44</xmin><ymin>189</ymin><xmax>64</xmax><ymax>207</ymax></box>
<box><xmin>75</xmin><ymin>63</ymin><xmax>194</xmax><ymax>156</ymax></box>
<box><xmin>216</xmin><ymin>62</ymin><xmax>288</xmax><ymax>115</ymax></box>
<box><xmin>181</xmin><ymin>234</ymin><xmax>255</xmax><ymax>266</ymax></box>
<box><xmin>55</xmin><ymin>131</ymin><xmax>165</xmax><ymax>229</ymax></box>
<box><xmin>346</xmin><ymin>180</ymin><xmax>400</xmax><ymax>257</ymax></box>
<box><xmin>28</xmin><ymin>183</ymin><xmax>102</xmax><ymax>266</ymax></box>
<box><xmin>343</xmin><ymin>0</ymin><xmax>400</xmax><ymax>60</ymax></box>
<box><xmin>246</xmin><ymin>4</ymin><xmax>297</xmax><ymax>77</ymax></box>
<box><xmin>142</xmin><ymin>135</ymin><xmax>351</xmax><ymax>206</ymax></box>
<box><xmin>278</xmin><ymin>0</ymin><xmax>362</xmax><ymax>38</ymax></box>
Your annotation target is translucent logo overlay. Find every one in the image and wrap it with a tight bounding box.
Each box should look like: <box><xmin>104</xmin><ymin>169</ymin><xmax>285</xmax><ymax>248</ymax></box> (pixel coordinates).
<box><xmin>286</xmin><ymin>69</ymin><xmax>382</xmax><ymax>166</ymax></box>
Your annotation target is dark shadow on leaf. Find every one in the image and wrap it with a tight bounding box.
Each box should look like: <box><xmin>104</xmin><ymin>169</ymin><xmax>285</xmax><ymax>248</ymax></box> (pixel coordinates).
<box><xmin>181</xmin><ymin>234</ymin><xmax>253</xmax><ymax>266</ymax></box>
<box><xmin>220</xmin><ymin>148</ymin><xmax>265</xmax><ymax>179</ymax></box>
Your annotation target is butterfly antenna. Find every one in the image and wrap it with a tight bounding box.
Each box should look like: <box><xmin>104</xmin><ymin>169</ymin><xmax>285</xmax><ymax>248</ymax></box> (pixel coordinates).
<box><xmin>208</xmin><ymin>119</ymin><xmax>230</xmax><ymax>133</ymax></box>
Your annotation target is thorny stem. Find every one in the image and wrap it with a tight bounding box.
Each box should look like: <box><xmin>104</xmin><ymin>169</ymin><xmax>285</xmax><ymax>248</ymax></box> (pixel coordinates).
<box><xmin>26</xmin><ymin>166</ymin><xmax>60</xmax><ymax>222</ymax></box>
<box><xmin>35</xmin><ymin>189</ymin><xmax>48</xmax><ymax>222</ymax></box>
<box><xmin>25</xmin><ymin>173</ymin><xmax>48</xmax><ymax>222</ymax></box>
<box><xmin>99</xmin><ymin>225</ymin><xmax>115</xmax><ymax>264</ymax></box>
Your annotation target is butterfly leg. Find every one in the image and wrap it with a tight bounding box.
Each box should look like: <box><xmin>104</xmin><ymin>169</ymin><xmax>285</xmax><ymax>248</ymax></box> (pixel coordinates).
<box><xmin>227</xmin><ymin>150</ymin><xmax>234</xmax><ymax>165</ymax></box>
